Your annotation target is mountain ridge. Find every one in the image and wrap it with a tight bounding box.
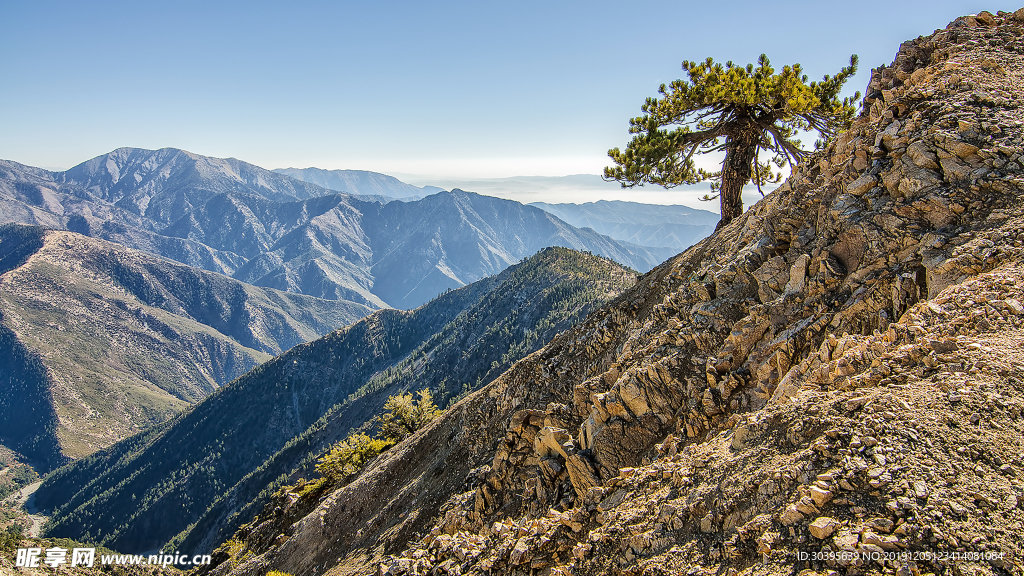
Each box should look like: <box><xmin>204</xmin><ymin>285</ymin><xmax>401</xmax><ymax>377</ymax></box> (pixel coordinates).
<box><xmin>34</xmin><ymin>247</ymin><xmax>637</xmax><ymax>554</ymax></box>
<box><xmin>0</xmin><ymin>224</ymin><xmax>372</xmax><ymax>467</ymax></box>
<box><xmin>530</xmin><ymin>200</ymin><xmax>718</xmax><ymax>252</ymax></box>
<box><xmin>1</xmin><ymin>149</ymin><xmax>666</xmax><ymax>309</ymax></box>
<box><xmin>272</xmin><ymin>167</ymin><xmax>443</xmax><ymax>200</ymax></box>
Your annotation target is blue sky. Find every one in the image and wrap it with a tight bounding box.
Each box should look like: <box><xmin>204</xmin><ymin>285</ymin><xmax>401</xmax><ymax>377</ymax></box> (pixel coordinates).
<box><xmin>0</xmin><ymin>0</ymin><xmax>1003</xmax><ymax>189</ymax></box>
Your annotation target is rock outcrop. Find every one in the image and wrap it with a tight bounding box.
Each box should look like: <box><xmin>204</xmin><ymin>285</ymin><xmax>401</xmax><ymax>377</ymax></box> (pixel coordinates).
<box><xmin>212</xmin><ymin>10</ymin><xmax>1024</xmax><ymax>576</ymax></box>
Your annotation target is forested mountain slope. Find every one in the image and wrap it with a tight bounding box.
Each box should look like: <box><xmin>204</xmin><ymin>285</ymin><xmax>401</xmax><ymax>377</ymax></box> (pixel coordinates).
<box><xmin>35</xmin><ymin>248</ymin><xmax>636</xmax><ymax>555</ymax></box>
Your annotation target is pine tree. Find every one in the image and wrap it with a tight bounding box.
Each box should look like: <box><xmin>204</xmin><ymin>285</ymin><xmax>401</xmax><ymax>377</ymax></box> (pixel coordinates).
<box><xmin>605</xmin><ymin>54</ymin><xmax>860</xmax><ymax>226</ymax></box>
<box><xmin>375</xmin><ymin>389</ymin><xmax>441</xmax><ymax>441</ymax></box>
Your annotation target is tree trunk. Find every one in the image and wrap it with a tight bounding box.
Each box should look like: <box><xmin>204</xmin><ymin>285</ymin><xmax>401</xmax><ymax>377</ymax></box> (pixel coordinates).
<box><xmin>717</xmin><ymin>128</ymin><xmax>759</xmax><ymax>227</ymax></box>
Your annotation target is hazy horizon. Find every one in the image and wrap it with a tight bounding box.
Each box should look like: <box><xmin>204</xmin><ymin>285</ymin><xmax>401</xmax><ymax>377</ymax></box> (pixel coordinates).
<box><xmin>3</xmin><ymin>0</ymin><xmax>996</xmax><ymax>184</ymax></box>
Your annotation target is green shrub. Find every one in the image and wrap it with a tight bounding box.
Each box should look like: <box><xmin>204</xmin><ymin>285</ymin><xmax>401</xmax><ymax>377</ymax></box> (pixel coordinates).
<box><xmin>375</xmin><ymin>388</ymin><xmax>441</xmax><ymax>442</ymax></box>
<box><xmin>315</xmin><ymin>434</ymin><xmax>393</xmax><ymax>486</ymax></box>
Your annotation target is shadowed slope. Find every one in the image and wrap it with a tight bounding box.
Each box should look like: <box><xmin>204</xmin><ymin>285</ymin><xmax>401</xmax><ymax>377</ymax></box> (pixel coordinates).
<box><xmin>0</xmin><ymin>225</ymin><xmax>372</xmax><ymax>462</ymax></box>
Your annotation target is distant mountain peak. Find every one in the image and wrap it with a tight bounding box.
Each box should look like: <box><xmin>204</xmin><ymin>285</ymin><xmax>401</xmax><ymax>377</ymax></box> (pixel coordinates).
<box><xmin>273</xmin><ymin>166</ymin><xmax>440</xmax><ymax>200</ymax></box>
<box><xmin>2</xmin><ymin>149</ymin><xmax>677</xmax><ymax>311</ymax></box>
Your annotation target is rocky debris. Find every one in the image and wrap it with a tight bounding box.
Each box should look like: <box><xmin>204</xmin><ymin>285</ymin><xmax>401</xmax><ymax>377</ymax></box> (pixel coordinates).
<box><xmin>220</xmin><ymin>11</ymin><xmax>1024</xmax><ymax>576</ymax></box>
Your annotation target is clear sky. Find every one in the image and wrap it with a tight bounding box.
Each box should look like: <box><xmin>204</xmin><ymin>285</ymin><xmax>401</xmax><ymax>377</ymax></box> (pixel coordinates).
<box><xmin>0</xmin><ymin>0</ymin><xmax>1005</xmax><ymax>187</ymax></box>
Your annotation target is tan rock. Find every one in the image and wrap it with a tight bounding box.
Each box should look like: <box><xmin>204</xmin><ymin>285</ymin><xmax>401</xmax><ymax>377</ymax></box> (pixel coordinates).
<box><xmin>731</xmin><ymin>422</ymin><xmax>750</xmax><ymax>450</ymax></box>
<box><xmin>510</xmin><ymin>537</ymin><xmax>531</xmax><ymax>565</ymax></box>
<box><xmin>907</xmin><ymin>141</ymin><xmax>939</xmax><ymax>169</ymax></box>
<box><xmin>847</xmin><ymin>174</ymin><xmax>878</xmax><ymax>196</ymax></box>
<box><xmin>945</xmin><ymin>139</ymin><xmax>980</xmax><ymax>160</ymax></box>
<box><xmin>911</xmin><ymin>480</ymin><xmax>929</xmax><ymax>499</ymax></box>
<box><xmin>795</xmin><ymin>496</ymin><xmax>819</xmax><ymax>516</ymax></box>
<box><xmin>862</xmin><ymin>530</ymin><xmax>902</xmax><ymax>551</ymax></box>
<box><xmin>809</xmin><ymin>486</ymin><xmax>834</xmax><ymax>507</ymax></box>
<box><xmin>785</xmin><ymin>254</ymin><xmax>810</xmax><ymax>295</ymax></box>
<box><xmin>833</xmin><ymin>530</ymin><xmax>860</xmax><ymax>550</ymax></box>
<box><xmin>809</xmin><ymin>516</ymin><xmax>840</xmax><ymax>539</ymax></box>
<box><xmin>780</xmin><ymin>504</ymin><xmax>805</xmax><ymax>526</ymax></box>
<box><xmin>617</xmin><ymin>377</ymin><xmax>652</xmax><ymax>417</ymax></box>
<box><xmin>534</xmin><ymin>426</ymin><xmax>573</xmax><ymax>459</ymax></box>
<box><xmin>853</xmin><ymin>150</ymin><xmax>869</xmax><ymax>171</ymax></box>
<box><xmin>898</xmin><ymin>167</ymin><xmax>941</xmax><ymax>195</ymax></box>
<box><xmin>565</xmin><ymin>453</ymin><xmax>601</xmax><ymax>498</ymax></box>
<box><xmin>700</xmin><ymin>513</ymin><xmax>715</xmax><ymax>533</ymax></box>
<box><xmin>756</xmin><ymin>531</ymin><xmax>779</xmax><ymax>554</ymax></box>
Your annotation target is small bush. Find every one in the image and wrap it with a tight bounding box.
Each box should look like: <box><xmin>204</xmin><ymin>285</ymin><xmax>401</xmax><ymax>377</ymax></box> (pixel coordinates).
<box><xmin>315</xmin><ymin>434</ymin><xmax>394</xmax><ymax>486</ymax></box>
<box><xmin>376</xmin><ymin>388</ymin><xmax>441</xmax><ymax>441</ymax></box>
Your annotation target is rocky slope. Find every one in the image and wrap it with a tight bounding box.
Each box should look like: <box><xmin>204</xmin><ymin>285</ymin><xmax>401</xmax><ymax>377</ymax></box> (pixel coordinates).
<box><xmin>208</xmin><ymin>11</ymin><xmax>1024</xmax><ymax>576</ymax></box>
<box><xmin>34</xmin><ymin>248</ymin><xmax>635</xmax><ymax>557</ymax></box>
<box><xmin>0</xmin><ymin>224</ymin><xmax>371</xmax><ymax>467</ymax></box>
<box><xmin>0</xmin><ymin>150</ymin><xmax>664</xmax><ymax>309</ymax></box>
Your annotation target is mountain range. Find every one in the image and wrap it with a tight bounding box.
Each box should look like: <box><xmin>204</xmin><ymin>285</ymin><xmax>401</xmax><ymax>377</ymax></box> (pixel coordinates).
<box><xmin>0</xmin><ymin>148</ymin><xmax>697</xmax><ymax>472</ymax></box>
<box><xmin>0</xmin><ymin>224</ymin><xmax>372</xmax><ymax>469</ymax></box>
<box><xmin>0</xmin><ymin>148</ymin><xmax>668</xmax><ymax>309</ymax></box>
<box><xmin>10</xmin><ymin>12</ymin><xmax>1024</xmax><ymax>576</ymax></box>
<box><xmin>272</xmin><ymin>167</ymin><xmax>443</xmax><ymax>200</ymax></box>
<box><xmin>34</xmin><ymin>247</ymin><xmax>636</xmax><ymax>554</ymax></box>
<box><xmin>529</xmin><ymin>200</ymin><xmax>718</xmax><ymax>252</ymax></box>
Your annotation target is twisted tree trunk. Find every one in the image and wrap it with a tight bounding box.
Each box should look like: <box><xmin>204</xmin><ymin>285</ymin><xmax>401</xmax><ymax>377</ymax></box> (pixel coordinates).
<box><xmin>717</xmin><ymin>128</ymin><xmax>759</xmax><ymax>227</ymax></box>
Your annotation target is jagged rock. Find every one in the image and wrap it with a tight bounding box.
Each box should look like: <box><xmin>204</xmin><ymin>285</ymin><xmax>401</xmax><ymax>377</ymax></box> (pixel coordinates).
<box><xmin>808</xmin><ymin>516</ymin><xmax>840</xmax><ymax>539</ymax></box>
<box><xmin>847</xmin><ymin>174</ymin><xmax>877</xmax><ymax>196</ymax></box>
<box><xmin>779</xmin><ymin>504</ymin><xmax>804</xmax><ymax>526</ymax></box>
<box><xmin>809</xmin><ymin>486</ymin><xmax>833</xmax><ymax>507</ymax></box>
<box><xmin>565</xmin><ymin>453</ymin><xmax>601</xmax><ymax>499</ymax></box>
<box><xmin>534</xmin><ymin>426</ymin><xmax>574</xmax><ymax>459</ymax></box>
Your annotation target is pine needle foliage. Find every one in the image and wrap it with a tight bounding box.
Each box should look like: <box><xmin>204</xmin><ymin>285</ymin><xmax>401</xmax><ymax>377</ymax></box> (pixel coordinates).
<box><xmin>310</xmin><ymin>389</ymin><xmax>439</xmax><ymax>492</ymax></box>
<box><xmin>375</xmin><ymin>389</ymin><xmax>442</xmax><ymax>442</ymax></box>
<box><xmin>605</xmin><ymin>54</ymin><xmax>860</xmax><ymax>226</ymax></box>
<box><xmin>314</xmin><ymin>433</ymin><xmax>394</xmax><ymax>486</ymax></box>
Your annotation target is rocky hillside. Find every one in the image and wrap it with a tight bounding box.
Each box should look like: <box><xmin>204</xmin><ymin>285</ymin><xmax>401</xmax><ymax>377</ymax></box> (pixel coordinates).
<box><xmin>0</xmin><ymin>224</ymin><xmax>371</xmax><ymax>468</ymax></box>
<box><xmin>0</xmin><ymin>149</ymin><xmax>664</xmax><ymax>309</ymax></box>
<box><xmin>34</xmin><ymin>248</ymin><xmax>636</xmax><ymax>557</ymax></box>
<box><xmin>207</xmin><ymin>11</ymin><xmax>1024</xmax><ymax>576</ymax></box>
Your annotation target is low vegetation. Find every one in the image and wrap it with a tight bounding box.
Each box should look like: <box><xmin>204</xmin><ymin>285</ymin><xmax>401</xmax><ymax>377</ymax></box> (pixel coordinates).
<box><xmin>302</xmin><ymin>389</ymin><xmax>440</xmax><ymax>497</ymax></box>
<box><xmin>214</xmin><ymin>390</ymin><xmax>440</xmax><ymax>570</ymax></box>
